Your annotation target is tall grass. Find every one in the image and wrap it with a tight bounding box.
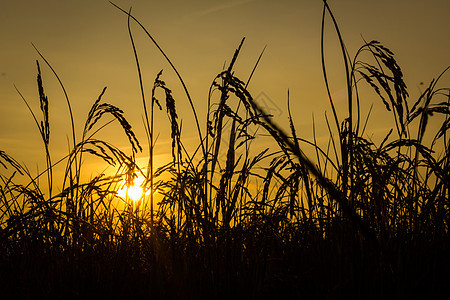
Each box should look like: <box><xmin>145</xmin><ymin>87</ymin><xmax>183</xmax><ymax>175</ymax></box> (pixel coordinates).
<box><xmin>1</xmin><ymin>1</ymin><xmax>449</xmax><ymax>299</ymax></box>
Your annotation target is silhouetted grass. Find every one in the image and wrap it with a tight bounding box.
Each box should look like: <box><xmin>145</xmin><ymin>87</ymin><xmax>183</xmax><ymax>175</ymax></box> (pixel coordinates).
<box><xmin>1</xmin><ymin>1</ymin><xmax>449</xmax><ymax>299</ymax></box>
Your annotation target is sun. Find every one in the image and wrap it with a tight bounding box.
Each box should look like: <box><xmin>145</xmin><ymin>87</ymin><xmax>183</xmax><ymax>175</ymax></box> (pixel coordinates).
<box><xmin>117</xmin><ymin>174</ymin><xmax>150</xmax><ymax>201</ymax></box>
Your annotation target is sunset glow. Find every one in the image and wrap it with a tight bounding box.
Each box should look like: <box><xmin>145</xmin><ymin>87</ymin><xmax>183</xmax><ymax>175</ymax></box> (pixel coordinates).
<box><xmin>1</xmin><ymin>0</ymin><xmax>449</xmax><ymax>297</ymax></box>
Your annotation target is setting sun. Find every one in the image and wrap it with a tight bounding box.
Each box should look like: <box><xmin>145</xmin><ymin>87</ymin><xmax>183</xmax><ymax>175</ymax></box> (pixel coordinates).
<box><xmin>117</xmin><ymin>174</ymin><xmax>150</xmax><ymax>201</ymax></box>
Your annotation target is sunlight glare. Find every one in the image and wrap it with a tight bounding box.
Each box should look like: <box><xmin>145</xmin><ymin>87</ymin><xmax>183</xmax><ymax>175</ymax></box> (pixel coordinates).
<box><xmin>117</xmin><ymin>175</ymin><xmax>150</xmax><ymax>201</ymax></box>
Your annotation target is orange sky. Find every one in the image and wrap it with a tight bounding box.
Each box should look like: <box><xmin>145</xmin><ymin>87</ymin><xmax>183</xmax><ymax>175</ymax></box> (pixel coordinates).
<box><xmin>1</xmin><ymin>0</ymin><xmax>449</xmax><ymax>179</ymax></box>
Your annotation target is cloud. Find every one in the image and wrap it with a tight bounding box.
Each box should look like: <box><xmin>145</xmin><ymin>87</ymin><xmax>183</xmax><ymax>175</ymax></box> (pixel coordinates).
<box><xmin>190</xmin><ymin>0</ymin><xmax>256</xmax><ymax>18</ymax></box>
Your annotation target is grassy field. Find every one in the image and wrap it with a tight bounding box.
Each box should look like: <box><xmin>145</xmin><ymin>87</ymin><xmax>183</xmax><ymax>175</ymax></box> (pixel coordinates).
<box><xmin>1</xmin><ymin>2</ymin><xmax>449</xmax><ymax>299</ymax></box>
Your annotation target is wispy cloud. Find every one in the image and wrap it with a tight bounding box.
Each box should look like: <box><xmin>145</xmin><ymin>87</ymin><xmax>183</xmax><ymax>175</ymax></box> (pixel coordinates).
<box><xmin>190</xmin><ymin>0</ymin><xmax>257</xmax><ymax>18</ymax></box>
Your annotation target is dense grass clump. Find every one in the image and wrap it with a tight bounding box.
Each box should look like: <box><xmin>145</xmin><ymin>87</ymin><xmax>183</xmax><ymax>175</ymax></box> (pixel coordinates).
<box><xmin>1</xmin><ymin>2</ymin><xmax>449</xmax><ymax>299</ymax></box>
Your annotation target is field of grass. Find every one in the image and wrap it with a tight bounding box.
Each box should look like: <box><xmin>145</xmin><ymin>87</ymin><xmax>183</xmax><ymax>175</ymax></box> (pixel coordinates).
<box><xmin>1</xmin><ymin>2</ymin><xmax>449</xmax><ymax>299</ymax></box>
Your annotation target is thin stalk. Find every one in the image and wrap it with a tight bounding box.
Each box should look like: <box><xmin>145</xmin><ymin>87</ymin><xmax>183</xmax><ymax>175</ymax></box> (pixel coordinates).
<box><xmin>127</xmin><ymin>8</ymin><xmax>153</xmax><ymax>226</ymax></box>
<box><xmin>110</xmin><ymin>2</ymin><xmax>206</xmax><ymax>159</ymax></box>
<box><xmin>31</xmin><ymin>44</ymin><xmax>78</xmax><ymax>211</ymax></box>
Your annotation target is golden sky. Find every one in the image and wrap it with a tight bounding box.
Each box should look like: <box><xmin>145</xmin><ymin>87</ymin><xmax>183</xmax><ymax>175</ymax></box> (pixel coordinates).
<box><xmin>1</xmin><ymin>0</ymin><xmax>449</xmax><ymax>177</ymax></box>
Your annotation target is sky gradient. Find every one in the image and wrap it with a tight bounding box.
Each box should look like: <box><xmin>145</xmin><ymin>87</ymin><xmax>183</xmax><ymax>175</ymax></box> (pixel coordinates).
<box><xmin>1</xmin><ymin>0</ymin><xmax>449</xmax><ymax>178</ymax></box>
